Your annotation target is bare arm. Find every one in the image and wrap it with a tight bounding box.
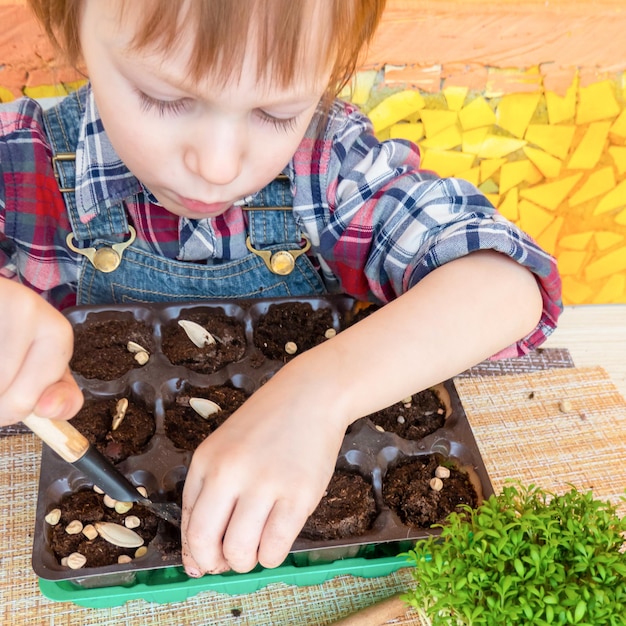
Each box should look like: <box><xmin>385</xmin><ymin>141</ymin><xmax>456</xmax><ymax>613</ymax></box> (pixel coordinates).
<box><xmin>298</xmin><ymin>250</ymin><xmax>543</xmax><ymax>424</ymax></box>
<box><xmin>181</xmin><ymin>250</ymin><xmax>543</xmax><ymax>575</ymax></box>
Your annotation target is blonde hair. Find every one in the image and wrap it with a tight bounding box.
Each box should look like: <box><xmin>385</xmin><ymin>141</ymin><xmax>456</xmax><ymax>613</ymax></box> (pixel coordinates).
<box><xmin>28</xmin><ymin>0</ymin><xmax>386</xmax><ymax>106</ymax></box>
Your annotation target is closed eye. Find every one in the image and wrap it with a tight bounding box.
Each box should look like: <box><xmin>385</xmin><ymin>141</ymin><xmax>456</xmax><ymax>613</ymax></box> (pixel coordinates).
<box><xmin>256</xmin><ymin>110</ymin><xmax>299</xmax><ymax>133</ymax></box>
<box><xmin>135</xmin><ymin>90</ymin><xmax>193</xmax><ymax>117</ymax></box>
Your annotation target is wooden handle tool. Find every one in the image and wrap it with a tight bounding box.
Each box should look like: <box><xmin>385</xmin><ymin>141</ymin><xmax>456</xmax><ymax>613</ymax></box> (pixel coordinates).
<box><xmin>329</xmin><ymin>593</ymin><xmax>408</xmax><ymax>625</ymax></box>
<box><xmin>22</xmin><ymin>413</ymin><xmax>182</xmax><ymax>527</ymax></box>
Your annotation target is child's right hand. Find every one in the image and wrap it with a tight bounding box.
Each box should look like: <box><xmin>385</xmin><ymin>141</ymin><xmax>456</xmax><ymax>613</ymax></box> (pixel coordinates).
<box><xmin>0</xmin><ymin>280</ymin><xmax>83</xmax><ymax>426</ymax></box>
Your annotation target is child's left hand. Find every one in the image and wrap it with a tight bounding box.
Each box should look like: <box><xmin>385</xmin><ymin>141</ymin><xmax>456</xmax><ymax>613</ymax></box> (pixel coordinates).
<box><xmin>180</xmin><ymin>357</ymin><xmax>349</xmax><ymax>575</ymax></box>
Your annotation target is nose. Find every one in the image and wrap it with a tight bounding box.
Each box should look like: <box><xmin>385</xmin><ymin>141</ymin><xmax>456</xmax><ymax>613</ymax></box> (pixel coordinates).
<box><xmin>183</xmin><ymin>115</ymin><xmax>245</xmax><ymax>186</ymax></box>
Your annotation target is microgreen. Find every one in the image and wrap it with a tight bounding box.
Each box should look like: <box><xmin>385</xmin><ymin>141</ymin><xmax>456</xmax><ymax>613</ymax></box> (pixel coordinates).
<box><xmin>402</xmin><ymin>482</ymin><xmax>626</xmax><ymax>625</ymax></box>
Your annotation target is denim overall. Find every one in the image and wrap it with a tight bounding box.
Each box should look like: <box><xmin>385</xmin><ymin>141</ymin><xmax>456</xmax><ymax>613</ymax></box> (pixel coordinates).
<box><xmin>42</xmin><ymin>89</ymin><xmax>327</xmax><ymax>305</ymax></box>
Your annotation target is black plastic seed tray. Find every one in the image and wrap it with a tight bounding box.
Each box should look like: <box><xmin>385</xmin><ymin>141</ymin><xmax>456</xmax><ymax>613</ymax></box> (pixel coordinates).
<box><xmin>32</xmin><ymin>295</ymin><xmax>493</xmax><ymax>589</ymax></box>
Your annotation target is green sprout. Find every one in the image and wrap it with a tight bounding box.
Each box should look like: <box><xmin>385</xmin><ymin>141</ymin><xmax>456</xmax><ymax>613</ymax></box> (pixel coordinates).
<box><xmin>402</xmin><ymin>482</ymin><xmax>626</xmax><ymax>626</ymax></box>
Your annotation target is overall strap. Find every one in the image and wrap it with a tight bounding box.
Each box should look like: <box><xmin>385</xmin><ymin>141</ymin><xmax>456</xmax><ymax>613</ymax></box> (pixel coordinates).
<box><xmin>244</xmin><ymin>174</ymin><xmax>302</xmax><ymax>246</ymax></box>
<box><xmin>242</xmin><ymin>174</ymin><xmax>311</xmax><ymax>275</ymax></box>
<box><xmin>41</xmin><ymin>87</ymin><xmax>130</xmax><ymax>241</ymax></box>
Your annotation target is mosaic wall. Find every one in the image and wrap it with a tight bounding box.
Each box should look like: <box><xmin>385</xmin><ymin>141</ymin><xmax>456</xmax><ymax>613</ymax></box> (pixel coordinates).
<box><xmin>347</xmin><ymin>68</ymin><xmax>626</xmax><ymax>305</ymax></box>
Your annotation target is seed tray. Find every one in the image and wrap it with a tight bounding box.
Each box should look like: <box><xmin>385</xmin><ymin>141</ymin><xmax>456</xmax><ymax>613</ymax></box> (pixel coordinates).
<box><xmin>32</xmin><ymin>295</ymin><xmax>493</xmax><ymax>597</ymax></box>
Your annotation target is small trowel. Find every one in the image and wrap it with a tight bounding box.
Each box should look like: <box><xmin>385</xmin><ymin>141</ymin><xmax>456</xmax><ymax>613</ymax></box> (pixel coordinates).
<box><xmin>23</xmin><ymin>413</ymin><xmax>182</xmax><ymax>527</ymax></box>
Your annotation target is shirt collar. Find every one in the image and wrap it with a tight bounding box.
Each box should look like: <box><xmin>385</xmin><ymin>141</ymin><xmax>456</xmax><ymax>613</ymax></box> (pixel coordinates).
<box><xmin>74</xmin><ymin>85</ymin><xmax>156</xmax><ymax>223</ymax></box>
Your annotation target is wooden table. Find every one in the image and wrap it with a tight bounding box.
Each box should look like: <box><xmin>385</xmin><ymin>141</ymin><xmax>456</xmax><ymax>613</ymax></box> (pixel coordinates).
<box><xmin>542</xmin><ymin>304</ymin><xmax>626</xmax><ymax>398</ymax></box>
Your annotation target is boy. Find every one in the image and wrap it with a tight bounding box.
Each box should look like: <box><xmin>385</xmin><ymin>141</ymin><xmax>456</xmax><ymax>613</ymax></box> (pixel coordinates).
<box><xmin>0</xmin><ymin>0</ymin><xmax>561</xmax><ymax>576</ymax></box>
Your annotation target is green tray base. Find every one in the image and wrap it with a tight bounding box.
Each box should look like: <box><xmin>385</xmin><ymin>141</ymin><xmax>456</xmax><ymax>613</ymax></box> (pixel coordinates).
<box><xmin>39</xmin><ymin>554</ymin><xmax>412</xmax><ymax>608</ymax></box>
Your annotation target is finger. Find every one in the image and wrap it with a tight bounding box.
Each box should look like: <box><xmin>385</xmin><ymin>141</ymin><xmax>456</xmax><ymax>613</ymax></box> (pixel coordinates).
<box><xmin>258</xmin><ymin>497</ymin><xmax>313</xmax><ymax>569</ymax></box>
<box><xmin>0</xmin><ymin>316</ymin><xmax>74</xmax><ymax>421</ymax></box>
<box><xmin>221</xmin><ymin>494</ymin><xmax>276</xmax><ymax>573</ymax></box>
<box><xmin>181</xmin><ymin>466</ymin><xmax>233</xmax><ymax>576</ymax></box>
<box><xmin>33</xmin><ymin>369</ymin><xmax>84</xmax><ymax>421</ymax></box>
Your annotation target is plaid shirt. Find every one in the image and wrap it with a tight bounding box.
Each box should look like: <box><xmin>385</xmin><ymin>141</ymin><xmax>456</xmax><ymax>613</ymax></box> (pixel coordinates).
<box><xmin>0</xmin><ymin>85</ymin><xmax>562</xmax><ymax>358</ymax></box>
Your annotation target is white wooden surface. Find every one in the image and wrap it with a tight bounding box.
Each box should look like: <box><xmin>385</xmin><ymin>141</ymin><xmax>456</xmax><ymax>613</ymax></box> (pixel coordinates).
<box><xmin>542</xmin><ymin>304</ymin><xmax>626</xmax><ymax>399</ymax></box>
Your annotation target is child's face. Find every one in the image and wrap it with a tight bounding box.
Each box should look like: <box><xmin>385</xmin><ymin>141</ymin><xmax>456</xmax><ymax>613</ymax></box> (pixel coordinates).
<box><xmin>79</xmin><ymin>1</ymin><xmax>331</xmax><ymax>220</ymax></box>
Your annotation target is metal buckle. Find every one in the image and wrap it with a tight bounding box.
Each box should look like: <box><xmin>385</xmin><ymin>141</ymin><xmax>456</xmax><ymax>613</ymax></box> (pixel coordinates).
<box><xmin>66</xmin><ymin>226</ymin><xmax>137</xmax><ymax>273</ymax></box>
<box><xmin>51</xmin><ymin>152</ymin><xmax>77</xmax><ymax>193</ymax></box>
<box><xmin>245</xmin><ymin>235</ymin><xmax>311</xmax><ymax>275</ymax></box>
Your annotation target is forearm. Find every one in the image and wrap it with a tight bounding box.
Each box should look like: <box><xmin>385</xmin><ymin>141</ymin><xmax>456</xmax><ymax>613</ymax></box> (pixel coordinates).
<box><xmin>281</xmin><ymin>250</ymin><xmax>543</xmax><ymax>428</ymax></box>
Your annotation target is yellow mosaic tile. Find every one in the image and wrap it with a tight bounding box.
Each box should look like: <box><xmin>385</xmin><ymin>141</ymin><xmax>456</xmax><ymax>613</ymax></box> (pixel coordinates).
<box><xmin>358</xmin><ymin>69</ymin><xmax>626</xmax><ymax>304</ymax></box>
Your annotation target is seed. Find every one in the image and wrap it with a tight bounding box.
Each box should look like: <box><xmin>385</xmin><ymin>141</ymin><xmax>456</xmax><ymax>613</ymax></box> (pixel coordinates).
<box><xmin>134</xmin><ymin>350</ymin><xmax>149</xmax><ymax>365</ymax></box>
<box><xmin>61</xmin><ymin>557</ymin><xmax>68</xmax><ymax>567</ymax></box>
<box><xmin>559</xmin><ymin>399</ymin><xmax>573</xmax><ymax>413</ymax></box>
<box><xmin>435</xmin><ymin>466</ymin><xmax>451</xmax><ymax>479</ymax></box>
<box><xmin>284</xmin><ymin>341</ymin><xmax>298</xmax><ymax>355</ymax></box>
<box><xmin>45</xmin><ymin>508</ymin><xmax>61</xmax><ymax>526</ymax></box>
<box><xmin>82</xmin><ymin>524</ymin><xmax>98</xmax><ymax>540</ymax></box>
<box><xmin>66</xmin><ymin>553</ymin><xmax>87</xmax><ymax>569</ymax></box>
<box><xmin>93</xmin><ymin>485</ymin><xmax>105</xmax><ymax>494</ymax></box>
<box><xmin>118</xmin><ymin>555</ymin><xmax>132</xmax><ymax>564</ymax></box>
<box><xmin>103</xmin><ymin>494</ymin><xmax>117</xmax><ymax>509</ymax></box>
<box><xmin>178</xmin><ymin>320</ymin><xmax>216</xmax><ymax>348</ymax></box>
<box><xmin>189</xmin><ymin>397</ymin><xmax>222</xmax><ymax>420</ymax></box>
<box><xmin>324</xmin><ymin>328</ymin><xmax>337</xmax><ymax>339</ymax></box>
<box><xmin>65</xmin><ymin>520</ymin><xmax>83</xmax><ymax>535</ymax></box>
<box><xmin>401</xmin><ymin>396</ymin><xmax>413</xmax><ymax>406</ymax></box>
<box><xmin>111</xmin><ymin>398</ymin><xmax>129</xmax><ymax>431</ymax></box>
<box><xmin>429</xmin><ymin>477</ymin><xmax>444</xmax><ymax>492</ymax></box>
<box><xmin>127</xmin><ymin>340</ymin><xmax>148</xmax><ymax>354</ymax></box>
<box><xmin>95</xmin><ymin>522</ymin><xmax>144</xmax><ymax>548</ymax></box>
<box><xmin>135</xmin><ymin>546</ymin><xmax>148</xmax><ymax>558</ymax></box>
<box><xmin>397</xmin><ymin>415</ymin><xmax>406</xmax><ymax>425</ymax></box>
<box><xmin>136</xmin><ymin>486</ymin><xmax>148</xmax><ymax>498</ymax></box>
<box><xmin>374</xmin><ymin>425</ymin><xmax>385</xmax><ymax>433</ymax></box>
<box><xmin>124</xmin><ymin>516</ymin><xmax>141</xmax><ymax>529</ymax></box>
<box><xmin>114</xmin><ymin>501</ymin><xmax>133</xmax><ymax>515</ymax></box>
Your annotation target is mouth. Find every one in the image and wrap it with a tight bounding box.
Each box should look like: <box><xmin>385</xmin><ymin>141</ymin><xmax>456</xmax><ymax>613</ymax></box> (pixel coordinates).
<box><xmin>177</xmin><ymin>196</ymin><xmax>232</xmax><ymax>217</ymax></box>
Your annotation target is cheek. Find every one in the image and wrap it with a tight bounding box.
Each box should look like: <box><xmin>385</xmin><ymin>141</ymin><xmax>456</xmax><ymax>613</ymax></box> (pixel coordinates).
<box><xmin>99</xmin><ymin>104</ymin><xmax>168</xmax><ymax>174</ymax></box>
<box><xmin>250</xmin><ymin>126</ymin><xmax>309</xmax><ymax>170</ymax></box>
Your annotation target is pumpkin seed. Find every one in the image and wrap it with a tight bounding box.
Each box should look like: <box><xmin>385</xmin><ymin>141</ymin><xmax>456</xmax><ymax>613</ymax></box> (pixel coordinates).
<box><xmin>189</xmin><ymin>397</ymin><xmax>222</xmax><ymax>419</ymax></box>
<box><xmin>178</xmin><ymin>320</ymin><xmax>216</xmax><ymax>348</ymax></box>
<box><xmin>95</xmin><ymin>522</ymin><xmax>144</xmax><ymax>548</ymax></box>
<box><xmin>111</xmin><ymin>398</ymin><xmax>129</xmax><ymax>431</ymax></box>
<box><xmin>127</xmin><ymin>340</ymin><xmax>149</xmax><ymax>354</ymax></box>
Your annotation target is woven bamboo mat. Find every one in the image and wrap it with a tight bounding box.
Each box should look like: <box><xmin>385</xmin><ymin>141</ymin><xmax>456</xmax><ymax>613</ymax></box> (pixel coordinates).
<box><xmin>1</xmin><ymin>363</ymin><xmax>625</xmax><ymax>624</ymax></box>
<box><xmin>454</xmin><ymin>366</ymin><xmax>626</xmax><ymax>517</ymax></box>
